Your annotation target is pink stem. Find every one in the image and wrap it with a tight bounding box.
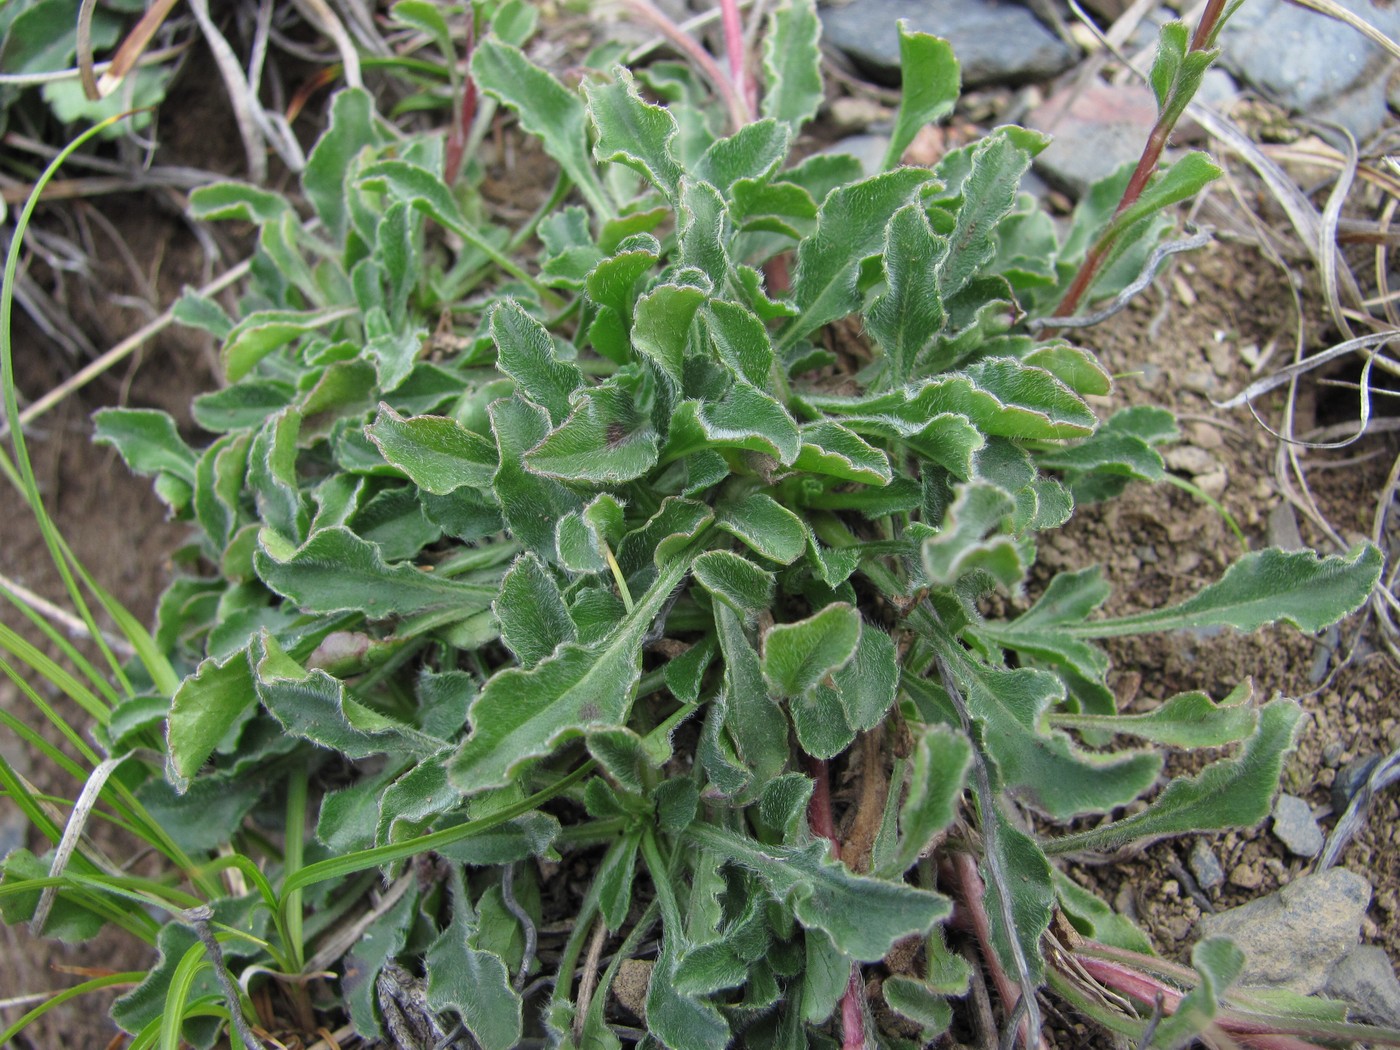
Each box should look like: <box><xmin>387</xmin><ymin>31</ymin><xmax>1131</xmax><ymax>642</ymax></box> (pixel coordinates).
<box><xmin>717</xmin><ymin>0</ymin><xmax>755</xmax><ymax>116</ymax></box>
<box><xmin>626</xmin><ymin>0</ymin><xmax>751</xmax><ymax>131</ymax></box>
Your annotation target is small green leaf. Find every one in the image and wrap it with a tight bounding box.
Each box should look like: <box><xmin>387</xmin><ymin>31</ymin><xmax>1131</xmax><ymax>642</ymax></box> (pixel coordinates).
<box><xmin>191</xmin><ymin>380</ymin><xmax>294</xmax><ymax>432</ymax></box>
<box><xmin>164</xmin><ymin>648</ymin><xmax>255</xmax><ymax>790</ymax></box>
<box><xmin>301</xmin><ymin>87</ymin><xmax>385</xmax><ymax>242</ymax></box>
<box><xmin>695</xmin><ymin>119</ymin><xmax>790</xmax><ymax>190</ymax></box>
<box><xmin>938</xmin><ymin>130</ymin><xmax>1042</xmax><ymax>299</ymax></box>
<box><xmin>632</xmin><ymin>282</ymin><xmax>707</xmax><ymax>388</ymax></box>
<box><xmin>1072</xmin><ymin>545</ymin><xmax>1384</xmax><ymax>638</ymax></box>
<box><xmin>761</xmin><ymin>603</ymin><xmax>861</xmax><ymax>698</ymax></box>
<box><xmin>761</xmin><ymin>0</ymin><xmax>823</xmax><ymax>133</ymax></box>
<box><xmin>1051</xmin><ymin>686</ymin><xmax>1258</xmax><ymax>748</ymax></box>
<box><xmin>255</xmin><ymin>526</ymin><xmax>496</xmax><ymax>618</ymax></box>
<box><xmin>794</xmin><ymin>422</ymin><xmax>893</xmax><ymax>485</ymax></box>
<box><xmin>425</xmin><ymin>906</ymin><xmax>523</xmax><ymax>1050</ymax></box>
<box><xmin>596</xmin><ymin>831</ymin><xmax>641</xmax><ymax>931</ymax></box>
<box><xmin>525</xmin><ymin>384</ymin><xmax>660</xmax><ymax>483</ymax></box>
<box><xmin>1152</xmin><ymin>938</ymin><xmax>1245</xmax><ymax>1049</ymax></box>
<box><xmin>221</xmin><ymin>307</ymin><xmax>353</xmax><ymax>382</ymax></box>
<box><xmin>883</xmin><ymin>975</ymin><xmax>953</xmax><ymax>1036</ymax></box>
<box><xmin>664</xmin><ymin>385</ymin><xmax>801</xmax><ymax>465</ymax></box>
<box><xmin>921</xmin><ymin>482</ymin><xmax>1025</xmax><ymax>590</ymax></box>
<box><xmin>188</xmin><ymin>181</ymin><xmax>291</xmax><ymax>223</ymax></box>
<box><xmin>490</xmin><ymin>395</ymin><xmax>584</xmax><ymax>561</ymax></box>
<box><xmin>884</xmin><ymin>25</ymin><xmax>959</xmax><ymax>170</ymax></box>
<box><xmin>880</xmin><ymin>725</ymin><xmax>971</xmax><ymax>877</ymax></box>
<box><xmin>717</xmin><ymin>494</ymin><xmax>807</xmax><ymax>565</ymax></box>
<box><xmin>715</xmin><ymin>605</ymin><xmax>789</xmax><ymax>791</ymax></box>
<box><xmin>489</xmin><ymin>299</ymin><xmax>583</xmax><ymax>426</ymax></box>
<box><xmin>694</xmin><ymin>550</ymin><xmax>775</xmax><ymax>620</ymax></box>
<box><xmin>365</xmin><ymin>403</ymin><xmax>498</xmax><ymax>494</ymax></box>
<box><xmin>866</xmin><ymin>204</ymin><xmax>948</xmax><ymax>385</ymax></box>
<box><xmin>689</xmin><ymin>824</ymin><xmax>951</xmax><ymax>961</ymax></box>
<box><xmin>93</xmin><ymin>408</ymin><xmax>196</xmax><ymax>485</ymax></box>
<box><xmin>495</xmin><ymin>553</ymin><xmax>576</xmax><ymax>667</ymax></box>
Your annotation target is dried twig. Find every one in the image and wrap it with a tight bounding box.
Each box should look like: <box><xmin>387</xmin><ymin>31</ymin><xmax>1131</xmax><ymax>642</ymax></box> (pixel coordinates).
<box><xmin>186</xmin><ymin>904</ymin><xmax>270</xmax><ymax>1050</ymax></box>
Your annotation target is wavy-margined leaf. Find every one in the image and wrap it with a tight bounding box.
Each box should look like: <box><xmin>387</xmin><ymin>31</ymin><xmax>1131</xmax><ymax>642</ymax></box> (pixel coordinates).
<box><xmin>1045</xmin><ymin>698</ymin><xmax>1303</xmax><ymax>855</ymax></box>
<box><xmin>761</xmin><ymin>0</ymin><xmax>822</xmax><ymax>133</ymax></box>
<box><xmin>524</xmin><ymin>384</ymin><xmax>660</xmax><ymax>483</ymax></box>
<box><xmin>632</xmin><ymin>281</ymin><xmax>708</xmax><ymax>388</ymax></box>
<box><xmin>761</xmin><ymin>603</ymin><xmax>861</xmax><ymax>698</ymax></box>
<box><xmin>866</xmin><ymin>204</ymin><xmax>948</xmax><ymax>385</ymax></box>
<box><xmin>779</xmin><ymin>167</ymin><xmax>935</xmax><ymax>349</ymax></box>
<box><xmin>255</xmin><ymin>526</ymin><xmax>496</xmax><ymax>618</ymax></box>
<box><xmin>448</xmin><ymin>555</ymin><xmax>694</xmax><ymax>794</ymax></box>
<box><xmin>704</xmin><ymin>299</ymin><xmax>774</xmax><ymax>389</ymax></box>
<box><xmin>586</xmin><ymin>67</ymin><xmax>684</xmax><ymax>199</ymax></box>
<box><xmin>471</xmin><ymin>38</ymin><xmax>610</xmax><ymax>215</ymax></box>
<box><xmin>1071</xmin><ymin>545</ymin><xmax>1383</xmax><ymax>638</ymax></box>
<box><xmin>585</xmin><ymin>235</ymin><xmax>659</xmax><ymax>316</ymax></box>
<box><xmin>251</xmin><ymin>631</ymin><xmax>445</xmax><ymax>759</ymax></box>
<box><xmin>694</xmin><ymin>550</ymin><xmax>774</xmax><ymax>620</ymax></box>
<box><xmin>907</xmin><ymin>652</ymin><xmax>1161</xmax><ymax>819</ymax></box>
<box><xmin>93</xmin><ymin>408</ymin><xmax>196</xmax><ymax>485</ymax></box>
<box><xmin>425</xmin><ymin>883</ymin><xmax>523</xmax><ymax>1050</ymax></box>
<box><xmin>189</xmin><ymin>180</ymin><xmax>293</xmax><ymax>224</ymax></box>
<box><xmin>489</xmin><ymin>299</ymin><xmax>583</xmax><ymax>426</ymax></box>
<box><xmin>676</xmin><ymin>178</ymin><xmax>731</xmax><ymax>287</ymax></box>
<box><xmin>647</xmin><ymin>935</ymin><xmax>732</xmax><ymax>1050</ymax></box>
<box><xmin>490</xmin><ymin>395</ymin><xmax>584</xmax><ymax>561</ymax></box>
<box><xmin>937</xmin><ymin>128</ymin><xmax>1044</xmax><ymax>299</ymax></box>
<box><xmin>694</xmin><ymin>119</ymin><xmax>790</xmax><ymax>191</ymax></box>
<box><xmin>982</xmin><ymin>805</ymin><xmax>1054</xmax><ymax>984</ymax></box>
<box><xmin>299</xmin><ymin>87</ymin><xmax>388</xmax><ymax>242</ymax></box>
<box><xmin>921</xmin><ymin>482</ymin><xmax>1028</xmax><ymax>591</ymax></box>
<box><xmin>717</xmin><ymin>494</ymin><xmax>806</xmax><ymax>564</ymax></box>
<box><xmin>884</xmin><ymin>24</ymin><xmax>960</xmax><ymax>169</ymax></box>
<box><xmin>794</xmin><ymin>421</ymin><xmax>892</xmax><ymax>484</ymax></box>
<box><xmin>715</xmin><ymin>604</ymin><xmax>789</xmax><ymax>791</ymax></box>
<box><xmin>1151</xmin><ymin>938</ymin><xmax>1244</xmax><ymax>1050</ymax></box>
<box><xmin>883</xmin><ymin>975</ymin><xmax>953</xmax><ymax>1037</ymax></box>
<box><xmin>664</xmin><ymin>385</ymin><xmax>801</xmax><ymax>465</ymax></box>
<box><xmin>790</xmin><ymin>681</ymin><xmax>855</xmax><ymax>759</ymax></box>
<box><xmin>365</xmin><ymin>403</ymin><xmax>498</xmax><ymax>494</ymax></box>
<box><xmin>495</xmin><ymin>552</ymin><xmax>576</xmax><ymax>668</ymax></box>
<box><xmin>1050</xmin><ymin>684</ymin><xmax>1258</xmax><ymax>748</ymax></box>
<box><xmin>164</xmin><ymin>648</ymin><xmax>255</xmax><ymax>790</ymax></box>
<box><xmin>877</xmin><ymin>727</ymin><xmax>969</xmax><ymax>879</ymax></box>
<box><xmin>689</xmin><ymin>824</ymin><xmax>951</xmax><ymax>961</ymax></box>
<box><xmin>220</xmin><ymin>306</ymin><xmax>354</xmax><ymax>382</ymax></box>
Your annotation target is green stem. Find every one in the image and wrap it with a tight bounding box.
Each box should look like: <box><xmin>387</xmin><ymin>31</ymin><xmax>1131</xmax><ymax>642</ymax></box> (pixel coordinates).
<box><xmin>283</xmin><ymin>765</ymin><xmax>309</xmax><ymax>970</ymax></box>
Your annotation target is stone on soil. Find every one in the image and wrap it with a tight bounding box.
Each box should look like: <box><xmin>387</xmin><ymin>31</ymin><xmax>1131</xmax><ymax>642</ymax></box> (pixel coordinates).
<box><xmin>820</xmin><ymin>0</ymin><xmax>1076</xmax><ymax>87</ymax></box>
<box><xmin>1220</xmin><ymin>0</ymin><xmax>1400</xmax><ymax>141</ymax></box>
<box><xmin>1271</xmin><ymin>793</ymin><xmax>1324</xmax><ymax>858</ymax></box>
<box><xmin>1026</xmin><ymin>80</ymin><xmax>1156</xmax><ymax>195</ymax></box>
<box><xmin>1324</xmin><ymin>945</ymin><xmax>1400</xmax><ymax>1027</ymax></box>
<box><xmin>1188</xmin><ymin>839</ymin><xmax>1225</xmax><ymax>891</ymax></box>
<box><xmin>1195</xmin><ymin>868</ymin><xmax>1372</xmax><ymax>994</ymax></box>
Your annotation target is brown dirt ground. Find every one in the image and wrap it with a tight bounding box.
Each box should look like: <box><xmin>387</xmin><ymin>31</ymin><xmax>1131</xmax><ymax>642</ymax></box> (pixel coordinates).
<box><xmin>3</xmin><ymin>33</ymin><xmax>1399</xmax><ymax>1050</ymax></box>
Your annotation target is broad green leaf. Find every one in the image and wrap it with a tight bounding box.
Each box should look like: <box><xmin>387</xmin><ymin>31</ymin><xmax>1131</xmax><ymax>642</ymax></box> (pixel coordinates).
<box><xmin>191</xmin><ymin>380</ymin><xmax>294</xmax><ymax>432</ymax></box>
<box><xmin>694</xmin><ymin>550</ymin><xmax>775</xmax><ymax>620</ymax></box>
<box><xmin>689</xmin><ymin>824</ymin><xmax>951</xmax><ymax>961</ymax></box>
<box><xmin>677</xmin><ymin>179</ymin><xmax>732</xmax><ymax>289</ymax></box>
<box><xmin>794</xmin><ymin>421</ymin><xmax>892</xmax><ymax>484</ymax></box>
<box><xmin>1046</xmin><ymin>698</ymin><xmax>1303</xmax><ymax>854</ymax></box>
<box><xmin>586</xmin><ymin>67</ymin><xmax>684</xmax><ymax>199</ymax></box>
<box><xmin>495</xmin><ymin>553</ymin><xmax>576</xmax><ymax>667</ymax></box>
<box><xmin>448</xmin><ymin>556</ymin><xmax>693</xmax><ymax>793</ymax></box>
<box><xmin>252</xmin><ymin>631</ymin><xmax>445</xmax><ymax>758</ymax></box>
<box><xmin>1024</xmin><ymin>344</ymin><xmax>1112</xmax><ymax>397</ymax></box>
<box><xmin>717</xmin><ymin>494</ymin><xmax>807</xmax><ymax>565</ymax></box>
<box><xmin>647</xmin><ymin>936</ymin><xmax>731</xmax><ymax>1050</ymax></box>
<box><xmin>110</xmin><ymin>926</ymin><xmax>220</xmax><ymax>1047</ymax></box>
<box><xmin>1102</xmin><ymin>151</ymin><xmax>1221</xmax><ymax>249</ymax></box>
<box><xmin>425</xmin><ymin>906</ymin><xmax>523</xmax><ymax>1050</ymax></box>
<box><xmin>632</xmin><ymin>282</ymin><xmax>707</xmax><ymax>388</ymax></box>
<box><xmin>392</xmin><ymin>0</ymin><xmax>453</xmax><ymax>60</ymax></box>
<box><xmin>884</xmin><ymin>26</ymin><xmax>959</xmax><ymax>170</ymax></box>
<box><xmin>1071</xmin><ymin>545</ymin><xmax>1384</xmax><ymax>638</ymax></box>
<box><xmin>883</xmin><ymin>975</ymin><xmax>953</xmax><ymax>1036</ymax></box>
<box><xmin>221</xmin><ymin>307</ymin><xmax>353</xmax><ymax>382</ymax></box>
<box><xmin>1053</xmin><ymin>871</ymin><xmax>1154</xmax><ymax>955</ymax></box>
<box><xmin>761</xmin><ymin>0</ymin><xmax>823</xmax><ymax>133</ymax></box>
<box><xmin>761</xmin><ymin>603</ymin><xmax>861</xmax><ymax>697</ymax></box>
<box><xmin>472</xmin><ymin>38</ymin><xmax>610</xmax><ymax>215</ymax></box>
<box><xmin>489</xmin><ymin>299</ymin><xmax>583</xmax><ymax>426</ymax></box>
<box><xmin>365</xmin><ymin>403</ymin><xmax>498</xmax><ymax>494</ymax></box>
<box><xmin>255</xmin><ymin>525</ymin><xmax>496</xmax><ymax>618</ymax></box>
<box><xmin>93</xmin><ymin>408</ymin><xmax>196</xmax><ymax>485</ymax></box>
<box><xmin>791</xmin><ymin>681</ymin><xmax>855</xmax><ymax>759</ymax></box>
<box><xmin>524</xmin><ymin>384</ymin><xmax>660</xmax><ymax>483</ymax></box>
<box><xmin>832</xmin><ymin>626</ymin><xmax>900</xmax><ymax>731</ymax></box>
<box><xmin>704</xmin><ymin>299</ymin><xmax>774</xmax><ymax>389</ymax></box>
<box><xmin>490</xmin><ymin>395</ymin><xmax>584</xmax><ymax>561</ymax></box>
<box><xmin>880</xmin><ymin>725</ymin><xmax>971</xmax><ymax>876</ymax></box>
<box><xmin>135</xmin><ymin>775</ymin><xmax>261</xmax><ymax>854</ymax></box>
<box><xmin>921</xmin><ymin>482</ymin><xmax>1025</xmax><ymax>590</ymax></box>
<box><xmin>585</xmin><ymin>236</ymin><xmax>659</xmax><ymax>316</ymax></box>
<box><xmin>596</xmin><ymin>831</ymin><xmax>641</xmax><ymax>931</ymax></box>
<box><xmin>866</xmin><ymin>204</ymin><xmax>948</xmax><ymax>385</ymax></box>
<box><xmin>164</xmin><ymin>648</ymin><xmax>255</xmax><ymax>790</ymax></box>
<box><xmin>937</xmin><ymin>130</ymin><xmax>1042</xmax><ymax>300</ymax></box>
<box><xmin>1037</xmin><ymin>430</ymin><xmax>1165</xmax><ymax>482</ymax></box>
<box><xmin>715</xmin><ymin>604</ymin><xmax>789</xmax><ymax>791</ymax></box>
<box><xmin>779</xmin><ymin>167</ymin><xmax>935</xmax><ymax>349</ymax></box>
<box><xmin>695</xmin><ymin>119</ymin><xmax>790</xmax><ymax>190</ymax></box>
<box><xmin>616</xmin><ymin>497</ymin><xmax>714</xmax><ymax>584</ymax></box>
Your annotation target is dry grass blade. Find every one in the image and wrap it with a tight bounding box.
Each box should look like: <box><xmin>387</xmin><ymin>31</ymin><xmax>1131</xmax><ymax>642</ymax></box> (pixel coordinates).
<box><xmin>75</xmin><ymin>0</ymin><xmax>101</xmax><ymax>101</ymax></box>
<box><xmin>185</xmin><ymin>0</ymin><xmax>268</xmax><ymax>182</ymax></box>
<box><xmin>1287</xmin><ymin>0</ymin><xmax>1400</xmax><ymax>61</ymax></box>
<box><xmin>96</xmin><ymin>0</ymin><xmax>185</xmax><ymax>98</ymax></box>
<box><xmin>292</xmin><ymin>0</ymin><xmax>363</xmax><ymax>90</ymax></box>
<box><xmin>1314</xmin><ymin>122</ymin><xmax>1360</xmax><ymax>340</ymax></box>
<box><xmin>30</xmin><ymin>756</ymin><xmax>124</xmax><ymax>936</ymax></box>
<box><xmin>0</xmin><ymin>573</ymin><xmax>136</xmax><ymax>657</ymax></box>
<box><xmin>1216</xmin><ymin>331</ymin><xmax>1400</xmax><ymax>410</ymax></box>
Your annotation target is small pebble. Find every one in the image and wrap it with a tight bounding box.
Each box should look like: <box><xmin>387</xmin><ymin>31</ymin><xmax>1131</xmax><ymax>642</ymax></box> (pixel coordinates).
<box><xmin>1229</xmin><ymin>860</ymin><xmax>1264</xmax><ymax>889</ymax></box>
<box><xmin>1272</xmin><ymin>793</ymin><xmax>1325</xmax><ymax>857</ymax></box>
<box><xmin>1189</xmin><ymin>839</ymin><xmax>1225</xmax><ymax>890</ymax></box>
<box><xmin>1163</xmin><ymin>445</ymin><xmax>1219</xmax><ymax>475</ymax></box>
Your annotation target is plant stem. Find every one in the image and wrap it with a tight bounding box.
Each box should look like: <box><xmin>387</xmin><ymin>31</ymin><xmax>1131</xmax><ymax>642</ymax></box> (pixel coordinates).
<box><xmin>718</xmin><ymin>0</ymin><xmax>755</xmax><ymax>116</ymax></box>
<box><xmin>626</xmin><ymin>0</ymin><xmax>750</xmax><ymax>131</ymax></box>
<box><xmin>1052</xmin><ymin>0</ymin><xmax>1229</xmax><ymax>321</ymax></box>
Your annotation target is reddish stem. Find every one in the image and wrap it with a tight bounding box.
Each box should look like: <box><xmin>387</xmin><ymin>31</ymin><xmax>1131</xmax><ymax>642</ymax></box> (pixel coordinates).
<box><xmin>805</xmin><ymin>756</ymin><xmax>870</xmax><ymax>1050</ymax></box>
<box><xmin>717</xmin><ymin>0</ymin><xmax>756</xmax><ymax>118</ymax></box>
<box><xmin>1051</xmin><ymin>0</ymin><xmax>1228</xmax><ymax>321</ymax></box>
<box><xmin>444</xmin><ymin>17</ymin><xmax>477</xmax><ymax>186</ymax></box>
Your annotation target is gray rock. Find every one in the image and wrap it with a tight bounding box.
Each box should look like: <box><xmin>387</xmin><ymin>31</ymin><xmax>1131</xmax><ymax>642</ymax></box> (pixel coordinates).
<box><xmin>1196</xmin><ymin>868</ymin><xmax>1372</xmax><ymax>994</ymax></box>
<box><xmin>1272</xmin><ymin>793</ymin><xmax>1325</xmax><ymax>857</ymax></box>
<box><xmin>1324</xmin><ymin>945</ymin><xmax>1400</xmax><ymax>1027</ymax></box>
<box><xmin>1220</xmin><ymin>0</ymin><xmax>1400</xmax><ymax>141</ymax></box>
<box><xmin>820</xmin><ymin>0</ymin><xmax>1076</xmax><ymax>88</ymax></box>
<box><xmin>1027</xmin><ymin>80</ymin><xmax>1156</xmax><ymax>196</ymax></box>
<box><xmin>1188</xmin><ymin>839</ymin><xmax>1225</xmax><ymax>891</ymax></box>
